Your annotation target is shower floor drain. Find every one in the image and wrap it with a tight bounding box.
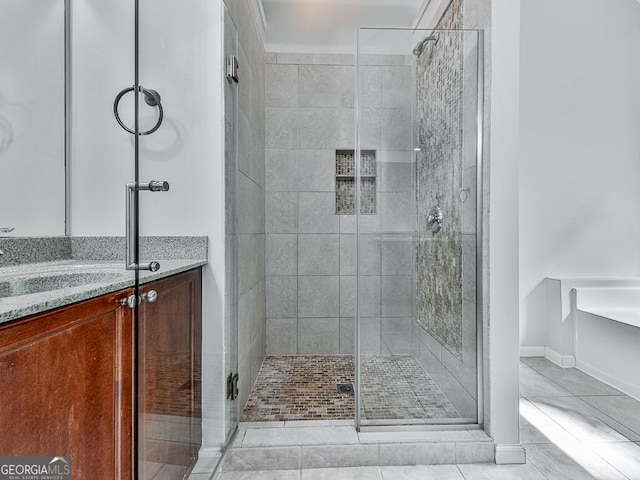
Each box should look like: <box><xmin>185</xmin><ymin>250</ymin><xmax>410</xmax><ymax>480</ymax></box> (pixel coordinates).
<box><xmin>337</xmin><ymin>383</ymin><xmax>354</xmax><ymax>395</ymax></box>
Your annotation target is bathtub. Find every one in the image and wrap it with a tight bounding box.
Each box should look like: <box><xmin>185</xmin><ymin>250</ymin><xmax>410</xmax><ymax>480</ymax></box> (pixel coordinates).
<box><xmin>573</xmin><ymin>287</ymin><xmax>640</xmax><ymax>400</ymax></box>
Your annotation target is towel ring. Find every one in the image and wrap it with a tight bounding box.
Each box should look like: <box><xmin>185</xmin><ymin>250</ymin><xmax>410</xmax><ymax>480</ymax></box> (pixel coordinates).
<box><xmin>114</xmin><ymin>86</ymin><xmax>164</xmax><ymax>136</ymax></box>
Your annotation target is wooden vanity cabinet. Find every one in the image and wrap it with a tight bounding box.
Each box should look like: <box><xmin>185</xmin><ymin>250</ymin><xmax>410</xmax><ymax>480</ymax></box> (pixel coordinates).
<box><xmin>0</xmin><ymin>268</ymin><xmax>202</xmax><ymax>480</ymax></box>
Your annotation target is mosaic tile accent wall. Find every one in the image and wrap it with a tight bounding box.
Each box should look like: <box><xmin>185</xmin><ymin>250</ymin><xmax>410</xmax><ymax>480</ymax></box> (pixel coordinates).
<box><xmin>335</xmin><ymin>150</ymin><xmax>377</xmax><ymax>215</ymax></box>
<box><xmin>415</xmin><ymin>0</ymin><xmax>465</xmax><ymax>357</ymax></box>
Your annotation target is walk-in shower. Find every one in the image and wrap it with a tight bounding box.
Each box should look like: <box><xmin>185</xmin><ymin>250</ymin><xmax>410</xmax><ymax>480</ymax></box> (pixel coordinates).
<box><xmin>248</xmin><ymin>23</ymin><xmax>483</xmax><ymax>432</ymax></box>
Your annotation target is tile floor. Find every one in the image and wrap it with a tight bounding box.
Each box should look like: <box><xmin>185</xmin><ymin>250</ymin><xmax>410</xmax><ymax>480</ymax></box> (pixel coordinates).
<box><xmin>214</xmin><ymin>358</ymin><xmax>640</xmax><ymax>479</ymax></box>
<box><xmin>242</xmin><ymin>355</ymin><xmax>458</xmax><ymax>422</ymax></box>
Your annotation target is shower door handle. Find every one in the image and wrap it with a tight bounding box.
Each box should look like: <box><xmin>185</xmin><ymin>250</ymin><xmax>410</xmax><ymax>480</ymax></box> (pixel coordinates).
<box><xmin>126</xmin><ymin>181</ymin><xmax>170</xmax><ymax>271</ymax></box>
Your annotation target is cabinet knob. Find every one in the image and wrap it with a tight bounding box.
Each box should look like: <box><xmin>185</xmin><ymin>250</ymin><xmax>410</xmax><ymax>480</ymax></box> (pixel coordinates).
<box><xmin>119</xmin><ymin>291</ymin><xmax>157</xmax><ymax>308</ymax></box>
<box><xmin>145</xmin><ymin>290</ymin><xmax>158</xmax><ymax>303</ymax></box>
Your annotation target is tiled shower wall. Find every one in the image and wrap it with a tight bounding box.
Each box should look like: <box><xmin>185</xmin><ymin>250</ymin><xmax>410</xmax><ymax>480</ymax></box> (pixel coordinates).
<box><xmin>264</xmin><ymin>53</ymin><xmax>414</xmax><ymax>356</ymax></box>
<box><xmin>411</xmin><ymin>0</ymin><xmax>480</xmax><ymax>418</ymax></box>
<box><xmin>224</xmin><ymin>0</ymin><xmax>266</xmax><ymax>412</ymax></box>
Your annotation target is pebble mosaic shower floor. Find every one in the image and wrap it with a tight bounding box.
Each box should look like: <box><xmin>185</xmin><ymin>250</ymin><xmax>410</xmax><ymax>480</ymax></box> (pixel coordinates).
<box><xmin>241</xmin><ymin>355</ymin><xmax>459</xmax><ymax>422</ymax></box>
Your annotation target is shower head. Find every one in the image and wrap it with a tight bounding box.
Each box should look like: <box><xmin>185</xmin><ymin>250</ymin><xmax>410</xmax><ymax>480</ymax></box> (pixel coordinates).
<box><xmin>412</xmin><ymin>33</ymin><xmax>440</xmax><ymax>56</ymax></box>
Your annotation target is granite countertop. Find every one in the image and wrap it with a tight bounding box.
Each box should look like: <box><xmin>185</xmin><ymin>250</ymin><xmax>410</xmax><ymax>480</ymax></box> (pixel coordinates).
<box><xmin>0</xmin><ymin>259</ymin><xmax>207</xmax><ymax>325</ymax></box>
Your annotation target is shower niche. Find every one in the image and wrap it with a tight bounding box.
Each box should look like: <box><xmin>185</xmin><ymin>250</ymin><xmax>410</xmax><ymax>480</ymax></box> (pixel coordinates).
<box><xmin>335</xmin><ymin>149</ymin><xmax>377</xmax><ymax>215</ymax></box>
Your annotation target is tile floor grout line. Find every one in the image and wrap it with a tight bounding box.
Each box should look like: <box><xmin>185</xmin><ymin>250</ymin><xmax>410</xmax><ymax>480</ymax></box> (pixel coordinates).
<box><xmin>576</xmin><ymin>395</ymin><xmax>640</xmax><ymax>439</ymax></box>
<box><xmin>520</xmin><ymin>363</ymin><xmax>574</xmax><ymax>396</ymax></box>
<box><xmin>521</xmin><ymin>396</ymin><xmax>598</xmax><ymax>451</ymax></box>
<box><xmin>522</xmin><ymin>360</ymin><xmax>626</xmax><ymax>397</ymax></box>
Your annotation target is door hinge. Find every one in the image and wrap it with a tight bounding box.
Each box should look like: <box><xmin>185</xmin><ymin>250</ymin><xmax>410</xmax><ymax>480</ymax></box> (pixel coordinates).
<box><xmin>226</xmin><ymin>55</ymin><xmax>239</xmax><ymax>83</ymax></box>
<box><xmin>227</xmin><ymin>373</ymin><xmax>239</xmax><ymax>400</ymax></box>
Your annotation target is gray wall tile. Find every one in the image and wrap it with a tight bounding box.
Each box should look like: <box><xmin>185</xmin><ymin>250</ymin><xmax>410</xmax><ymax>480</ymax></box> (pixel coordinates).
<box><xmin>246</xmin><ymin>280</ymin><xmax>266</xmax><ymax>345</ymax></box>
<box><xmin>266</xmin><ymin>64</ymin><xmax>299</xmax><ymax>107</ymax></box>
<box><xmin>266</xmin><ymin>150</ymin><xmax>298</xmax><ymax>192</ymax></box>
<box><xmin>238</xmin><ymin>108</ymin><xmax>253</xmax><ymax>178</ymax></box>
<box><xmin>298</xmin><ymin>108</ymin><xmax>340</xmax><ymax>149</ymax></box>
<box><xmin>338</xmin><ymin>109</ymin><xmax>356</xmax><ymax>149</ymax></box>
<box><xmin>339</xmin><ymin>66</ymin><xmax>355</xmax><ymax>108</ymax></box>
<box><xmin>381</xmin><ymin>235</ymin><xmax>413</xmax><ymax>276</ymax></box>
<box><xmin>381</xmin><ymin>317</ymin><xmax>412</xmax><ymax>354</ymax></box>
<box><xmin>359</xmin><ymin>276</ymin><xmax>381</xmax><ymax>318</ymax></box>
<box><xmin>228</xmin><ymin>0</ymin><xmax>267</xmax><ymax>425</ymax></box>
<box><xmin>266</xmin><ymin>107</ymin><xmax>298</xmax><ymax>149</ymax></box>
<box><xmin>266</xmin><ymin>276</ymin><xmax>297</xmax><ymax>317</ymax></box>
<box><xmin>265</xmin><ymin>52</ymin><xmax>277</xmax><ymax>64</ymax></box>
<box><xmin>340</xmin><ymin>276</ymin><xmax>356</xmax><ymax>318</ymax></box>
<box><xmin>250</xmin><ymin>331</ymin><xmax>265</xmax><ymax>383</ymax></box>
<box><xmin>340</xmin><ymin>54</ymin><xmax>355</xmax><ymax>65</ymax></box>
<box><xmin>361</xmin><ymin>317</ymin><xmax>381</xmax><ymax>354</ymax></box>
<box><xmin>359</xmin><ymin>66</ymin><xmax>383</xmax><ymax>108</ymax></box>
<box><xmin>298</xmin><ymin>318</ymin><xmax>340</xmax><ymax>354</ymax></box>
<box><xmin>360</xmin><ymin>108</ymin><xmax>382</xmax><ymax>150</ymax></box>
<box><xmin>277</xmin><ymin>53</ymin><xmax>341</xmax><ymax>65</ymax></box>
<box><xmin>298</xmin><ymin>150</ymin><xmax>335</xmax><ymax>192</ymax></box>
<box><xmin>298</xmin><ymin>192</ymin><xmax>339</xmax><ymax>233</ymax></box>
<box><xmin>237</xmin><ymin>173</ymin><xmax>264</xmax><ymax>234</ymax></box>
<box><xmin>380</xmin><ymin>191</ymin><xmax>414</xmax><ymax>233</ymax></box>
<box><xmin>382</xmin><ymin>108</ymin><xmax>412</xmax><ymax>150</ymax></box>
<box><xmin>339</xmin><ymin>317</ymin><xmax>355</xmax><ymax>354</ymax></box>
<box><xmin>266</xmin><ymin>191</ymin><xmax>297</xmax><ymax>233</ymax></box>
<box><xmin>383</xmin><ymin>66</ymin><xmax>412</xmax><ymax>109</ymax></box>
<box><xmin>299</xmin><ymin>65</ymin><xmax>342</xmax><ymax>108</ymax></box>
<box><xmin>264</xmin><ymin>53</ymin><xmax>431</xmax><ymax>357</ymax></box>
<box><xmin>381</xmin><ymin>275</ymin><xmax>412</xmax><ymax>317</ymax></box>
<box><xmin>298</xmin><ymin>276</ymin><xmax>339</xmax><ymax>317</ymax></box>
<box><xmin>359</xmin><ymin>234</ymin><xmax>381</xmax><ymax>276</ymax></box>
<box><xmin>266</xmin><ymin>318</ymin><xmax>298</xmax><ymax>355</ymax></box>
<box><xmin>340</xmin><ymin>235</ymin><xmax>356</xmax><ymax>276</ymax></box>
<box><xmin>378</xmin><ymin>160</ymin><xmax>413</xmax><ymax>193</ymax></box>
<box><xmin>298</xmin><ymin>234</ymin><xmax>339</xmax><ymax>275</ymax></box>
<box><xmin>251</xmin><ymin>132</ymin><xmax>266</xmax><ymax>188</ymax></box>
<box><xmin>359</xmin><ymin>54</ymin><xmax>405</xmax><ymax>66</ymax></box>
<box><xmin>266</xmin><ymin>234</ymin><xmax>297</xmax><ymax>276</ymax></box>
<box><xmin>340</xmin><ymin>215</ymin><xmax>356</xmax><ymax>234</ymax></box>
<box><xmin>238</xmin><ymin>234</ymin><xmax>265</xmax><ymax>295</ymax></box>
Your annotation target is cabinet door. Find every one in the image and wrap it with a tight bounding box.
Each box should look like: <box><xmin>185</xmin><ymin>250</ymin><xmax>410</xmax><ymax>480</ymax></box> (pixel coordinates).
<box><xmin>138</xmin><ymin>268</ymin><xmax>202</xmax><ymax>477</ymax></box>
<box><xmin>0</xmin><ymin>290</ymin><xmax>134</xmax><ymax>480</ymax></box>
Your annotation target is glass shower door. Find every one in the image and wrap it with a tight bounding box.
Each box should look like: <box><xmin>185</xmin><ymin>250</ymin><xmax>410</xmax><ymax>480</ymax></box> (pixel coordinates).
<box><xmin>132</xmin><ymin>0</ymin><xmax>206</xmax><ymax>477</ymax></box>
<box><xmin>356</xmin><ymin>27</ymin><xmax>482</xmax><ymax>427</ymax></box>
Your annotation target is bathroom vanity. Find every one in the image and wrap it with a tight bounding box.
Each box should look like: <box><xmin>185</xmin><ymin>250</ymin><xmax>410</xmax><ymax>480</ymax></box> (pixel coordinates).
<box><xmin>0</xmin><ymin>267</ymin><xmax>202</xmax><ymax>479</ymax></box>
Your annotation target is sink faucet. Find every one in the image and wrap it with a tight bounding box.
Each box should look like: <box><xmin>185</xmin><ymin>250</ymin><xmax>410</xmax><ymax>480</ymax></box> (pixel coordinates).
<box><xmin>0</xmin><ymin>227</ymin><xmax>15</xmax><ymax>255</ymax></box>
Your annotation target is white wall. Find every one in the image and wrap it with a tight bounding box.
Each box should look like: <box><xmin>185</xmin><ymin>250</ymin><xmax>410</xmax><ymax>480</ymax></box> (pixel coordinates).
<box><xmin>70</xmin><ymin>0</ymin><xmax>227</xmax><ymax>448</ymax></box>
<box><xmin>0</xmin><ymin>0</ymin><xmax>65</xmax><ymax>236</ymax></box>
<box><xmin>519</xmin><ymin>0</ymin><xmax>640</xmax><ymax>349</ymax></box>
<box><xmin>489</xmin><ymin>0</ymin><xmax>523</xmax><ymax>461</ymax></box>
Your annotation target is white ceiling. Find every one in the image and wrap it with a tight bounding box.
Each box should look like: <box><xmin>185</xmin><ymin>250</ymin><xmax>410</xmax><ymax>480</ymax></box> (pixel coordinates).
<box><xmin>261</xmin><ymin>0</ymin><xmax>425</xmax><ymax>53</ymax></box>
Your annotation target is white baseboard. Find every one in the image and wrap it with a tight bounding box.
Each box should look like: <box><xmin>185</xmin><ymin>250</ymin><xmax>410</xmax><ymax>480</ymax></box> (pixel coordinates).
<box><xmin>544</xmin><ymin>347</ymin><xmax>576</xmax><ymax>367</ymax></box>
<box><xmin>495</xmin><ymin>444</ymin><xmax>526</xmax><ymax>464</ymax></box>
<box><xmin>576</xmin><ymin>359</ymin><xmax>640</xmax><ymax>401</ymax></box>
<box><xmin>519</xmin><ymin>346</ymin><xmax>545</xmax><ymax>357</ymax></box>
